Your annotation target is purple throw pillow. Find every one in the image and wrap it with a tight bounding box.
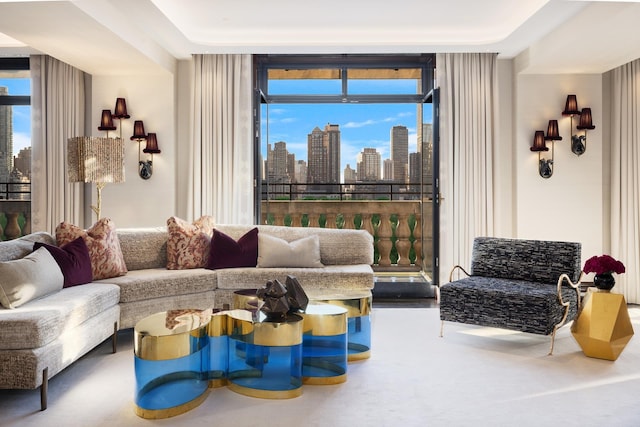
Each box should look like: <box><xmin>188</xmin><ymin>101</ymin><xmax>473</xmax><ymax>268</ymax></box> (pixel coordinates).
<box><xmin>206</xmin><ymin>228</ymin><xmax>258</xmax><ymax>270</ymax></box>
<box><xmin>34</xmin><ymin>237</ymin><xmax>93</xmax><ymax>287</ymax></box>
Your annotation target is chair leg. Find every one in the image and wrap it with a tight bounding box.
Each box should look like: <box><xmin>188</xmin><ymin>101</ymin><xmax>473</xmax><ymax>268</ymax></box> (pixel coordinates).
<box><xmin>40</xmin><ymin>367</ymin><xmax>48</xmax><ymax>411</ymax></box>
<box><xmin>548</xmin><ymin>328</ymin><xmax>558</xmax><ymax>356</ymax></box>
<box><xmin>112</xmin><ymin>322</ymin><xmax>118</xmax><ymax>354</ymax></box>
<box><xmin>439</xmin><ymin>321</ymin><xmax>445</xmax><ymax>338</ymax></box>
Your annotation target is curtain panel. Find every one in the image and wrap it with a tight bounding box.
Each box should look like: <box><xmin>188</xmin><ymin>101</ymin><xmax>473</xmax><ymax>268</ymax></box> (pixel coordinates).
<box><xmin>30</xmin><ymin>55</ymin><xmax>85</xmax><ymax>233</ymax></box>
<box><xmin>610</xmin><ymin>58</ymin><xmax>640</xmax><ymax>304</ymax></box>
<box><xmin>436</xmin><ymin>53</ymin><xmax>498</xmax><ymax>286</ymax></box>
<box><xmin>187</xmin><ymin>54</ymin><xmax>253</xmax><ymax>225</ymax></box>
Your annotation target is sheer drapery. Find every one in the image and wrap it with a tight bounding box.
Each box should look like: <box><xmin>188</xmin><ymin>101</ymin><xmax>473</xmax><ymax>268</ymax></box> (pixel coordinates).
<box><xmin>30</xmin><ymin>55</ymin><xmax>85</xmax><ymax>233</ymax></box>
<box><xmin>187</xmin><ymin>54</ymin><xmax>253</xmax><ymax>225</ymax></box>
<box><xmin>436</xmin><ymin>53</ymin><xmax>498</xmax><ymax>285</ymax></box>
<box><xmin>610</xmin><ymin>59</ymin><xmax>640</xmax><ymax>304</ymax></box>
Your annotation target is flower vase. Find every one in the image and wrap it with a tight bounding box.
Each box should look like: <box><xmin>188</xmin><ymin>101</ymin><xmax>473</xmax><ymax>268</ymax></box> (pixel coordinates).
<box><xmin>594</xmin><ymin>272</ymin><xmax>615</xmax><ymax>291</ymax></box>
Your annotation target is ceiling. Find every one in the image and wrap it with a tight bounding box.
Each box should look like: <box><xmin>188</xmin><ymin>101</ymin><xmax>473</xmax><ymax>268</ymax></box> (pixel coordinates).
<box><xmin>0</xmin><ymin>0</ymin><xmax>639</xmax><ymax>76</ymax></box>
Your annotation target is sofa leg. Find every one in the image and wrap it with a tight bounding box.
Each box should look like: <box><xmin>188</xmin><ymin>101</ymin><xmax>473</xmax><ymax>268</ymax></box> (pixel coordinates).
<box><xmin>112</xmin><ymin>322</ymin><xmax>118</xmax><ymax>354</ymax></box>
<box><xmin>40</xmin><ymin>367</ymin><xmax>48</xmax><ymax>411</ymax></box>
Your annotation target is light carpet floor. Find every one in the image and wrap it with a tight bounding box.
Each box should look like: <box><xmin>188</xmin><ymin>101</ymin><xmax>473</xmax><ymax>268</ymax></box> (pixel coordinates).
<box><xmin>1</xmin><ymin>307</ymin><xmax>639</xmax><ymax>427</ymax></box>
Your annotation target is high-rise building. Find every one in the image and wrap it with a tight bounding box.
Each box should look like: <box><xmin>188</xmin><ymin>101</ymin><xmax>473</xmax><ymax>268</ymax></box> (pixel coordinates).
<box><xmin>294</xmin><ymin>160</ymin><xmax>307</xmax><ymax>184</ymax></box>
<box><xmin>344</xmin><ymin>164</ymin><xmax>357</xmax><ymax>183</ymax></box>
<box><xmin>324</xmin><ymin>123</ymin><xmax>341</xmax><ymax>184</ymax></box>
<box><xmin>307</xmin><ymin>126</ymin><xmax>325</xmax><ymax>184</ymax></box>
<box><xmin>357</xmin><ymin>148</ymin><xmax>381</xmax><ymax>181</ymax></box>
<box><xmin>0</xmin><ymin>86</ymin><xmax>13</xmax><ymax>183</ymax></box>
<box><xmin>383</xmin><ymin>158</ymin><xmax>394</xmax><ymax>181</ymax></box>
<box><xmin>307</xmin><ymin>123</ymin><xmax>341</xmax><ymax>184</ymax></box>
<box><xmin>390</xmin><ymin>125</ymin><xmax>408</xmax><ymax>183</ymax></box>
<box><xmin>409</xmin><ymin>151</ymin><xmax>421</xmax><ymax>190</ymax></box>
<box><xmin>14</xmin><ymin>147</ymin><xmax>31</xmax><ymax>179</ymax></box>
<box><xmin>266</xmin><ymin>141</ymin><xmax>290</xmax><ymax>181</ymax></box>
<box><xmin>287</xmin><ymin>153</ymin><xmax>296</xmax><ymax>182</ymax></box>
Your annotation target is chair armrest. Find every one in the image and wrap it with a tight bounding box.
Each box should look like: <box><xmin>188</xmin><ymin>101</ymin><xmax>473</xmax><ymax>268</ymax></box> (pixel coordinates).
<box><xmin>448</xmin><ymin>265</ymin><xmax>471</xmax><ymax>283</ymax></box>
<box><xmin>556</xmin><ymin>272</ymin><xmax>583</xmax><ymax>311</ymax></box>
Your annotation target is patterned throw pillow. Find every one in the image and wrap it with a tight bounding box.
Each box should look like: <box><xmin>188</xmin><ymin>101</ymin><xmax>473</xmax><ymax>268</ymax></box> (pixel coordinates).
<box><xmin>166</xmin><ymin>215</ymin><xmax>215</xmax><ymax>269</ymax></box>
<box><xmin>206</xmin><ymin>228</ymin><xmax>258</xmax><ymax>270</ymax></box>
<box><xmin>55</xmin><ymin>218</ymin><xmax>127</xmax><ymax>280</ymax></box>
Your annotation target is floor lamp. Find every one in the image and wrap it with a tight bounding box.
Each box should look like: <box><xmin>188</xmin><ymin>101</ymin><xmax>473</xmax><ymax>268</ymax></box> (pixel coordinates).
<box><xmin>67</xmin><ymin>136</ymin><xmax>125</xmax><ymax>221</ymax></box>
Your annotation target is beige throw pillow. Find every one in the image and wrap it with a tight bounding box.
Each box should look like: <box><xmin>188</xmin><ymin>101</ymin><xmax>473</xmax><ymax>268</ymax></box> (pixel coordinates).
<box><xmin>0</xmin><ymin>247</ymin><xmax>64</xmax><ymax>309</ymax></box>
<box><xmin>257</xmin><ymin>234</ymin><xmax>324</xmax><ymax>268</ymax></box>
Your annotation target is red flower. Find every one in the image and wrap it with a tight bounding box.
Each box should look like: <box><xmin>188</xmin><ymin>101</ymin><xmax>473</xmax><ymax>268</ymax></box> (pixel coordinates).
<box><xmin>583</xmin><ymin>255</ymin><xmax>626</xmax><ymax>275</ymax></box>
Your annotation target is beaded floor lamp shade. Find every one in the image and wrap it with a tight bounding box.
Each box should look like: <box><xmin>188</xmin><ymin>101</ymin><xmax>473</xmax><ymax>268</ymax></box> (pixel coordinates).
<box><xmin>67</xmin><ymin>136</ymin><xmax>125</xmax><ymax>221</ymax></box>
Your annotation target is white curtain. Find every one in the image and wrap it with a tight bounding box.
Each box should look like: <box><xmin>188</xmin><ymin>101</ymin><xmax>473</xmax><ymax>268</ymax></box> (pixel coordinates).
<box><xmin>610</xmin><ymin>59</ymin><xmax>640</xmax><ymax>304</ymax></box>
<box><xmin>187</xmin><ymin>54</ymin><xmax>253</xmax><ymax>225</ymax></box>
<box><xmin>30</xmin><ymin>55</ymin><xmax>85</xmax><ymax>233</ymax></box>
<box><xmin>436</xmin><ymin>53</ymin><xmax>498</xmax><ymax>285</ymax></box>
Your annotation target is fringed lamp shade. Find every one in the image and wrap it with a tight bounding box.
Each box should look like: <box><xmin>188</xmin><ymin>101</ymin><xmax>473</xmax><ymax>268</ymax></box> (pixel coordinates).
<box><xmin>530</xmin><ymin>131</ymin><xmax>548</xmax><ymax>152</ymax></box>
<box><xmin>545</xmin><ymin>120</ymin><xmax>562</xmax><ymax>141</ymax></box>
<box><xmin>577</xmin><ymin>108</ymin><xmax>595</xmax><ymax>130</ymax></box>
<box><xmin>113</xmin><ymin>98</ymin><xmax>130</xmax><ymax>119</ymax></box>
<box><xmin>143</xmin><ymin>133</ymin><xmax>161</xmax><ymax>154</ymax></box>
<box><xmin>562</xmin><ymin>95</ymin><xmax>580</xmax><ymax>116</ymax></box>
<box><xmin>98</xmin><ymin>110</ymin><xmax>116</xmax><ymax>131</ymax></box>
<box><xmin>67</xmin><ymin>137</ymin><xmax>125</xmax><ymax>184</ymax></box>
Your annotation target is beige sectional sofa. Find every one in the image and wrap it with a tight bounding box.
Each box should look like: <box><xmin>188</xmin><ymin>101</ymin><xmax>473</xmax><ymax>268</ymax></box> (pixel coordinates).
<box><xmin>0</xmin><ymin>224</ymin><xmax>374</xmax><ymax>410</ymax></box>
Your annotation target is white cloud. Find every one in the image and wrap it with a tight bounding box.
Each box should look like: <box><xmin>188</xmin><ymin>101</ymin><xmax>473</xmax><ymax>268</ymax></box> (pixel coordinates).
<box><xmin>12</xmin><ymin>132</ymin><xmax>31</xmax><ymax>156</ymax></box>
<box><xmin>343</xmin><ymin>119</ymin><xmax>377</xmax><ymax>129</ymax></box>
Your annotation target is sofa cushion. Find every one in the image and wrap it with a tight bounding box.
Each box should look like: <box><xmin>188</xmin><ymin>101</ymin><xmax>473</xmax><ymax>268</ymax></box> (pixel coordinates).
<box><xmin>166</xmin><ymin>216</ymin><xmax>215</xmax><ymax>269</ymax></box>
<box><xmin>34</xmin><ymin>237</ymin><xmax>93</xmax><ymax>288</ymax></box>
<box><xmin>117</xmin><ymin>227</ymin><xmax>168</xmax><ymax>270</ymax></box>
<box><xmin>215</xmin><ymin>264</ymin><xmax>374</xmax><ymax>292</ymax></box>
<box><xmin>56</xmin><ymin>219</ymin><xmax>128</xmax><ymax>280</ymax></box>
<box><xmin>439</xmin><ymin>276</ymin><xmax>580</xmax><ymax>335</ymax></box>
<box><xmin>216</xmin><ymin>224</ymin><xmax>374</xmax><ymax>266</ymax></box>
<box><xmin>0</xmin><ymin>283</ymin><xmax>120</xmax><ymax>350</ymax></box>
<box><xmin>257</xmin><ymin>233</ymin><xmax>323</xmax><ymax>268</ymax></box>
<box><xmin>0</xmin><ymin>247</ymin><xmax>64</xmax><ymax>309</ymax></box>
<box><xmin>95</xmin><ymin>268</ymin><xmax>218</xmax><ymax>303</ymax></box>
<box><xmin>207</xmin><ymin>228</ymin><xmax>258</xmax><ymax>270</ymax></box>
<box><xmin>0</xmin><ymin>232</ymin><xmax>55</xmax><ymax>262</ymax></box>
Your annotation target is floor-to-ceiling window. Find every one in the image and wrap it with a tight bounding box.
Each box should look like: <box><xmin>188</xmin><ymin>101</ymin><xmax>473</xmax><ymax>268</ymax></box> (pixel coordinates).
<box><xmin>254</xmin><ymin>54</ymin><xmax>438</xmax><ymax>284</ymax></box>
<box><xmin>0</xmin><ymin>57</ymin><xmax>30</xmax><ymax>240</ymax></box>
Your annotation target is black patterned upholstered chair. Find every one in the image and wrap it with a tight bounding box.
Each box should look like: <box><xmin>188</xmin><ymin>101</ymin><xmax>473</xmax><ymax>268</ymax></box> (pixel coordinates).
<box><xmin>439</xmin><ymin>237</ymin><xmax>582</xmax><ymax>355</ymax></box>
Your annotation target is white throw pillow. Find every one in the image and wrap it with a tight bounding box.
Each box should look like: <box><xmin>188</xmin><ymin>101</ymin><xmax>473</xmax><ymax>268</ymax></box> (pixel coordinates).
<box><xmin>0</xmin><ymin>247</ymin><xmax>64</xmax><ymax>309</ymax></box>
<box><xmin>257</xmin><ymin>234</ymin><xmax>324</xmax><ymax>268</ymax></box>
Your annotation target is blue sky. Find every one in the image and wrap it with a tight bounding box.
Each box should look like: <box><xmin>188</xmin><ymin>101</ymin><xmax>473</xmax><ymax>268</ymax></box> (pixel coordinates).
<box><xmin>0</xmin><ymin>78</ymin><xmax>31</xmax><ymax>156</ymax></box>
<box><xmin>261</xmin><ymin>102</ymin><xmax>432</xmax><ymax>174</ymax></box>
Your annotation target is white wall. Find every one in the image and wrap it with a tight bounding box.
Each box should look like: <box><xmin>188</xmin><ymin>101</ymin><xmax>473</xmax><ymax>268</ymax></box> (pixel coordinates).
<box><xmin>515</xmin><ymin>73</ymin><xmax>604</xmax><ymax>264</ymax></box>
<box><xmin>90</xmin><ymin>73</ymin><xmax>176</xmax><ymax>228</ymax></box>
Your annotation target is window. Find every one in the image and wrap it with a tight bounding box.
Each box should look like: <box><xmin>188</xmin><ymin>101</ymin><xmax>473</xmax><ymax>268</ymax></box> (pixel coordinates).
<box><xmin>254</xmin><ymin>54</ymin><xmax>438</xmax><ymax>280</ymax></box>
<box><xmin>0</xmin><ymin>57</ymin><xmax>30</xmax><ymax>240</ymax></box>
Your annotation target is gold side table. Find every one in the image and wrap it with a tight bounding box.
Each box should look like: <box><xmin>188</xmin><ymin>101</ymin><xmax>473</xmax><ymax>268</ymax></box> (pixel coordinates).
<box><xmin>571</xmin><ymin>289</ymin><xmax>634</xmax><ymax>361</ymax></box>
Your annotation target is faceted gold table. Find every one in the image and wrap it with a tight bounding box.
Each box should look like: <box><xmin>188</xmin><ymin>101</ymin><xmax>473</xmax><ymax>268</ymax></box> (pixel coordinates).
<box><xmin>571</xmin><ymin>289</ymin><xmax>635</xmax><ymax>361</ymax></box>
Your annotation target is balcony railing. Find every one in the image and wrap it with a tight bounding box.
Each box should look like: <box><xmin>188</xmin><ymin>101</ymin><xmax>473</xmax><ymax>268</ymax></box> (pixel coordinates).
<box><xmin>261</xmin><ymin>183</ymin><xmax>433</xmax><ymax>276</ymax></box>
<box><xmin>0</xmin><ymin>181</ymin><xmax>31</xmax><ymax>240</ymax></box>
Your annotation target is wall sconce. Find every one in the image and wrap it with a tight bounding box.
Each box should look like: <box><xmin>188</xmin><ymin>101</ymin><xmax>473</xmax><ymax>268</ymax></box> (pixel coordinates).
<box><xmin>562</xmin><ymin>94</ymin><xmax>596</xmax><ymax>156</ymax></box>
<box><xmin>130</xmin><ymin>120</ymin><xmax>161</xmax><ymax>180</ymax></box>
<box><xmin>531</xmin><ymin>130</ymin><xmax>552</xmax><ymax>178</ymax></box>
<box><xmin>97</xmin><ymin>110</ymin><xmax>116</xmax><ymax>137</ymax></box>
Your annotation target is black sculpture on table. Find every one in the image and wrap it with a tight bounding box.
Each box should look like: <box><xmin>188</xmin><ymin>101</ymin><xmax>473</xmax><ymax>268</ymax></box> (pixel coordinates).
<box><xmin>256</xmin><ymin>276</ymin><xmax>309</xmax><ymax>321</ymax></box>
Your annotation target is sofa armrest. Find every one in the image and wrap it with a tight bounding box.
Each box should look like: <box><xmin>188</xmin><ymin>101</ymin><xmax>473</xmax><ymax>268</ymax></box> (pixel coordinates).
<box><xmin>448</xmin><ymin>265</ymin><xmax>471</xmax><ymax>283</ymax></box>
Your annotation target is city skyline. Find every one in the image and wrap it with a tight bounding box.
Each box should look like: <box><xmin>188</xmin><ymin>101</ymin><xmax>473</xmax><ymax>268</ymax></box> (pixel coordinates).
<box><xmin>261</xmin><ymin>102</ymin><xmax>433</xmax><ymax>178</ymax></box>
<box><xmin>0</xmin><ymin>79</ymin><xmax>30</xmax><ymax>157</ymax></box>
